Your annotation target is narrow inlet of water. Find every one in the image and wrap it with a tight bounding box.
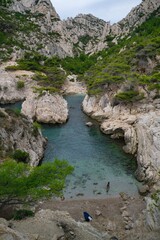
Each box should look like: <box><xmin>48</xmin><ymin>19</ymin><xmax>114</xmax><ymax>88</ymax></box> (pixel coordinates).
<box><xmin>42</xmin><ymin>94</ymin><xmax>138</xmax><ymax>199</ymax></box>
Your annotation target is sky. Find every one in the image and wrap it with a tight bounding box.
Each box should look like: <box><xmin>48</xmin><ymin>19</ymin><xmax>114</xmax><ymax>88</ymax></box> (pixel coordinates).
<box><xmin>51</xmin><ymin>0</ymin><xmax>142</xmax><ymax>23</ymax></box>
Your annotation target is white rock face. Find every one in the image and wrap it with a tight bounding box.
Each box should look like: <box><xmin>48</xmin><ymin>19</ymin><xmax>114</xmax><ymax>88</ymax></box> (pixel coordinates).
<box><xmin>82</xmin><ymin>94</ymin><xmax>111</xmax><ymax>120</ymax></box>
<box><xmin>10</xmin><ymin>0</ymin><xmax>60</xmax><ymax>19</ymax></box>
<box><xmin>135</xmin><ymin>112</ymin><xmax>160</xmax><ymax>182</ymax></box>
<box><xmin>22</xmin><ymin>92</ymin><xmax>68</xmax><ymax>124</ymax></box>
<box><xmin>101</xmin><ymin>120</ymin><xmax>137</xmax><ymax>154</ymax></box>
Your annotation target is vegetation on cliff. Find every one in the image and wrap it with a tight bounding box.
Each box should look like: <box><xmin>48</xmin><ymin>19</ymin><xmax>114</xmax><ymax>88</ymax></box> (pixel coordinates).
<box><xmin>84</xmin><ymin>8</ymin><xmax>160</xmax><ymax>100</ymax></box>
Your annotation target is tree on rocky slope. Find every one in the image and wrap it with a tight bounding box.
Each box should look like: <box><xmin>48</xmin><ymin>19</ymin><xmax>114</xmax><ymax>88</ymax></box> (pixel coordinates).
<box><xmin>0</xmin><ymin>159</ymin><xmax>74</xmax><ymax>209</ymax></box>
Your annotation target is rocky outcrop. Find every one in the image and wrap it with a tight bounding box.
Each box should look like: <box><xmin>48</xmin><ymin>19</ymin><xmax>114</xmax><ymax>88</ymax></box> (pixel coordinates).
<box><xmin>9</xmin><ymin>209</ymin><xmax>110</xmax><ymax>240</ymax></box>
<box><xmin>118</xmin><ymin>0</ymin><xmax>160</xmax><ymax>34</ymax></box>
<box><xmin>9</xmin><ymin>0</ymin><xmax>60</xmax><ymax>19</ymax></box>
<box><xmin>0</xmin><ymin>63</ymin><xmax>35</xmax><ymax>103</ymax></box>
<box><xmin>0</xmin><ymin>224</ymin><xmax>30</xmax><ymax>240</ymax></box>
<box><xmin>101</xmin><ymin>120</ymin><xmax>137</xmax><ymax>155</ymax></box>
<box><xmin>82</xmin><ymin>93</ymin><xmax>160</xmax><ymax>183</ymax></box>
<box><xmin>145</xmin><ymin>193</ymin><xmax>160</xmax><ymax>230</ymax></box>
<box><xmin>63</xmin><ymin>14</ymin><xmax>109</xmax><ymax>54</ymax></box>
<box><xmin>0</xmin><ymin>108</ymin><xmax>46</xmax><ymax>166</ymax></box>
<box><xmin>21</xmin><ymin>92</ymin><xmax>68</xmax><ymax>124</ymax></box>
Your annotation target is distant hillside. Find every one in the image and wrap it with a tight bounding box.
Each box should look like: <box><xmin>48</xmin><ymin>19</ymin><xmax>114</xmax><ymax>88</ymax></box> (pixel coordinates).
<box><xmin>0</xmin><ymin>0</ymin><xmax>159</xmax><ymax>61</ymax></box>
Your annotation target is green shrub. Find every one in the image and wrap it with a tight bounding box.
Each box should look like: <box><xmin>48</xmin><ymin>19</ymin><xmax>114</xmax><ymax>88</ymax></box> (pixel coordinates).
<box><xmin>13</xmin><ymin>209</ymin><xmax>34</xmax><ymax>220</ymax></box>
<box><xmin>5</xmin><ymin>65</ymin><xmax>19</xmax><ymax>71</ymax></box>
<box><xmin>0</xmin><ymin>159</ymin><xmax>74</xmax><ymax>206</ymax></box>
<box><xmin>114</xmin><ymin>90</ymin><xmax>144</xmax><ymax>103</ymax></box>
<box><xmin>12</xmin><ymin>149</ymin><xmax>30</xmax><ymax>163</ymax></box>
<box><xmin>17</xmin><ymin>80</ymin><xmax>25</xmax><ymax>89</ymax></box>
<box><xmin>12</xmin><ymin>108</ymin><xmax>21</xmax><ymax>116</ymax></box>
<box><xmin>33</xmin><ymin>121</ymin><xmax>42</xmax><ymax>135</ymax></box>
<box><xmin>33</xmin><ymin>86</ymin><xmax>59</xmax><ymax>95</ymax></box>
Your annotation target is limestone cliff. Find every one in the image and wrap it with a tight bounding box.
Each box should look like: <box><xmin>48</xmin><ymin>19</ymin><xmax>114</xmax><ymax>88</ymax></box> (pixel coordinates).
<box><xmin>118</xmin><ymin>0</ymin><xmax>160</xmax><ymax>34</ymax></box>
<box><xmin>82</xmin><ymin>87</ymin><xmax>160</xmax><ymax>184</ymax></box>
<box><xmin>9</xmin><ymin>0</ymin><xmax>60</xmax><ymax>19</ymax></box>
<box><xmin>0</xmin><ymin>108</ymin><xmax>46</xmax><ymax>166</ymax></box>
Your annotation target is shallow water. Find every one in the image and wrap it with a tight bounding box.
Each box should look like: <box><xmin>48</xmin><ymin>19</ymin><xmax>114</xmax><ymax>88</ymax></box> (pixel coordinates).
<box><xmin>42</xmin><ymin>94</ymin><xmax>138</xmax><ymax>199</ymax></box>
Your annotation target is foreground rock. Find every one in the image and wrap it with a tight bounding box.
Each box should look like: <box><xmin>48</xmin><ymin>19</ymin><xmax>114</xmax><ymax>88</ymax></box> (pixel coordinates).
<box><xmin>7</xmin><ymin>209</ymin><xmax>110</xmax><ymax>240</ymax></box>
<box><xmin>0</xmin><ymin>108</ymin><xmax>46</xmax><ymax>166</ymax></box>
<box><xmin>22</xmin><ymin>92</ymin><xmax>68</xmax><ymax>124</ymax></box>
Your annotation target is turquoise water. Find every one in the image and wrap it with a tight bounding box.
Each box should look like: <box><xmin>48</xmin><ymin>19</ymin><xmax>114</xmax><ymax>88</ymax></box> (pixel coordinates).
<box><xmin>42</xmin><ymin>94</ymin><xmax>138</xmax><ymax>199</ymax></box>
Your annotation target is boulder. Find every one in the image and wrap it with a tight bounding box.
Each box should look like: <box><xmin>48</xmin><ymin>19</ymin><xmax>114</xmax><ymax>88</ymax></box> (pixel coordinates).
<box><xmin>138</xmin><ymin>185</ymin><xmax>149</xmax><ymax>196</ymax></box>
<box><xmin>86</xmin><ymin>122</ymin><xmax>93</xmax><ymax>127</ymax></box>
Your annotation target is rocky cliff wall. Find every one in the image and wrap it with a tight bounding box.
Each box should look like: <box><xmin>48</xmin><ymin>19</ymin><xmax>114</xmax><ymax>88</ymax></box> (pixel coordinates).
<box><xmin>82</xmin><ymin>92</ymin><xmax>160</xmax><ymax>184</ymax></box>
<box><xmin>0</xmin><ymin>108</ymin><xmax>46</xmax><ymax>166</ymax></box>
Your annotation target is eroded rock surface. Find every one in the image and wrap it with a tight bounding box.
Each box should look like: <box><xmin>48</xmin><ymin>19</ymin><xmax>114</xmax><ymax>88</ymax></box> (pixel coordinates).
<box><xmin>0</xmin><ymin>108</ymin><xmax>46</xmax><ymax>166</ymax></box>
<box><xmin>21</xmin><ymin>92</ymin><xmax>68</xmax><ymax>124</ymax></box>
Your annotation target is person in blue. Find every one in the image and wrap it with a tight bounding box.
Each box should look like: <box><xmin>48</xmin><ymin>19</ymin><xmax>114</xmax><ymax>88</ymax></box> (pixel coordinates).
<box><xmin>83</xmin><ymin>212</ymin><xmax>93</xmax><ymax>221</ymax></box>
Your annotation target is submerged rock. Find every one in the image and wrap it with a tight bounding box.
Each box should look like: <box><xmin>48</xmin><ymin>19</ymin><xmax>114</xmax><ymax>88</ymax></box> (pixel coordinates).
<box><xmin>86</xmin><ymin>122</ymin><xmax>93</xmax><ymax>127</ymax></box>
<box><xmin>22</xmin><ymin>92</ymin><xmax>68</xmax><ymax>124</ymax></box>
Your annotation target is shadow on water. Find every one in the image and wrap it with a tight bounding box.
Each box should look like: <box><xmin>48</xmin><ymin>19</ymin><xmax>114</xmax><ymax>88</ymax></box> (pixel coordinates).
<box><xmin>42</xmin><ymin>94</ymin><xmax>138</xmax><ymax>199</ymax></box>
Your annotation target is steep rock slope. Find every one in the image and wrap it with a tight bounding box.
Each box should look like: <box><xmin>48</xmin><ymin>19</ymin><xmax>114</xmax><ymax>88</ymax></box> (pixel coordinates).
<box><xmin>0</xmin><ymin>108</ymin><xmax>46</xmax><ymax>166</ymax></box>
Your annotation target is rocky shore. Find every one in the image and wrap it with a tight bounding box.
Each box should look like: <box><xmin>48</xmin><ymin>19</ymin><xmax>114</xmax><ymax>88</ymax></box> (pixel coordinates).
<box><xmin>82</xmin><ymin>93</ymin><xmax>160</xmax><ymax>185</ymax></box>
